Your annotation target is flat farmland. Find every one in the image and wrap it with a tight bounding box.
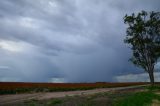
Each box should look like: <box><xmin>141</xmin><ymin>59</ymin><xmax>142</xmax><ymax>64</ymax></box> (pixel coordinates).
<box><xmin>2</xmin><ymin>82</ymin><xmax>160</xmax><ymax>106</ymax></box>
<box><xmin>0</xmin><ymin>82</ymin><xmax>148</xmax><ymax>95</ymax></box>
<box><xmin>0</xmin><ymin>82</ymin><xmax>153</xmax><ymax>106</ymax></box>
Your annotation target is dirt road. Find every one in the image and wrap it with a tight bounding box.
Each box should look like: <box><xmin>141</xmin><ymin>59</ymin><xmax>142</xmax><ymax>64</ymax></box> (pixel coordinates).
<box><xmin>0</xmin><ymin>85</ymin><xmax>147</xmax><ymax>105</ymax></box>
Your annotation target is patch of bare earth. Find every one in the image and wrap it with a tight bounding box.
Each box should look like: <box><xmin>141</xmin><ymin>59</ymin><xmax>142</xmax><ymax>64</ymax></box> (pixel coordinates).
<box><xmin>152</xmin><ymin>99</ymin><xmax>160</xmax><ymax>106</ymax></box>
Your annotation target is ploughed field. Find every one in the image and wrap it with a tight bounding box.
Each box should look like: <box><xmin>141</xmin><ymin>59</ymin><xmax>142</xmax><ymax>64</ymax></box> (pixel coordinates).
<box><xmin>0</xmin><ymin>82</ymin><xmax>148</xmax><ymax>95</ymax></box>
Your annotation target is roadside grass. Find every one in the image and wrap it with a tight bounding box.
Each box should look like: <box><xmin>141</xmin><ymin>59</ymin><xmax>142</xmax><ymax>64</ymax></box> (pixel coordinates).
<box><xmin>20</xmin><ymin>92</ymin><xmax>112</xmax><ymax>106</ymax></box>
<box><xmin>113</xmin><ymin>85</ymin><xmax>160</xmax><ymax>106</ymax></box>
<box><xmin>113</xmin><ymin>91</ymin><xmax>160</xmax><ymax>106</ymax></box>
<box><xmin>47</xmin><ymin>98</ymin><xmax>63</xmax><ymax>106</ymax></box>
<box><xmin>146</xmin><ymin>85</ymin><xmax>160</xmax><ymax>91</ymax></box>
<box><xmin>22</xmin><ymin>99</ymin><xmax>63</xmax><ymax>106</ymax></box>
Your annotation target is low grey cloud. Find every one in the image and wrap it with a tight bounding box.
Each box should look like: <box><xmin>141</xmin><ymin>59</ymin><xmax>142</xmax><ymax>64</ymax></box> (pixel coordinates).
<box><xmin>0</xmin><ymin>0</ymin><xmax>160</xmax><ymax>82</ymax></box>
<box><xmin>115</xmin><ymin>72</ymin><xmax>160</xmax><ymax>82</ymax></box>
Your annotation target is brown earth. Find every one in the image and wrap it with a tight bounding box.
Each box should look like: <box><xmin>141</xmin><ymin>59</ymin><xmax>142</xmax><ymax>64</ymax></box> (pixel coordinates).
<box><xmin>0</xmin><ymin>85</ymin><xmax>146</xmax><ymax>105</ymax></box>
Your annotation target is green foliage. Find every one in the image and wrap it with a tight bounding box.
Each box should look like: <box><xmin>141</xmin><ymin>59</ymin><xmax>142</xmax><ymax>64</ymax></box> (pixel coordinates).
<box><xmin>113</xmin><ymin>91</ymin><xmax>160</xmax><ymax>106</ymax></box>
<box><xmin>146</xmin><ymin>85</ymin><xmax>160</xmax><ymax>91</ymax></box>
<box><xmin>124</xmin><ymin>10</ymin><xmax>160</xmax><ymax>70</ymax></box>
<box><xmin>47</xmin><ymin>98</ymin><xmax>63</xmax><ymax>105</ymax></box>
<box><xmin>124</xmin><ymin>10</ymin><xmax>160</xmax><ymax>84</ymax></box>
<box><xmin>26</xmin><ymin>99</ymin><xmax>38</xmax><ymax>106</ymax></box>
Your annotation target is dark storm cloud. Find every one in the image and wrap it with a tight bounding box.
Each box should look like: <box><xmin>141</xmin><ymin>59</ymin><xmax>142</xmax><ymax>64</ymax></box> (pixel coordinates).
<box><xmin>0</xmin><ymin>0</ymin><xmax>160</xmax><ymax>82</ymax></box>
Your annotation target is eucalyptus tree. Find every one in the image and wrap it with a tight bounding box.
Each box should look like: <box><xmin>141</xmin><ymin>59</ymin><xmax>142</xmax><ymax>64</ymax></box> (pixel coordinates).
<box><xmin>124</xmin><ymin>11</ymin><xmax>160</xmax><ymax>84</ymax></box>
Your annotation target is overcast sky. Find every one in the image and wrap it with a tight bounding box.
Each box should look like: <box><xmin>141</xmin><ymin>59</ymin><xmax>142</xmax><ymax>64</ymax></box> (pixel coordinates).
<box><xmin>0</xmin><ymin>0</ymin><xmax>160</xmax><ymax>82</ymax></box>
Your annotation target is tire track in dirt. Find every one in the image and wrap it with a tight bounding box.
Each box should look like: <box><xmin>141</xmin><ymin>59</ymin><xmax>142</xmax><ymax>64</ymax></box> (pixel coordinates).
<box><xmin>0</xmin><ymin>85</ymin><xmax>147</xmax><ymax>105</ymax></box>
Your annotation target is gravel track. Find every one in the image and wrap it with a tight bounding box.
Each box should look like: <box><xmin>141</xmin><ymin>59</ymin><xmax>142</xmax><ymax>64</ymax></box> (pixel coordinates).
<box><xmin>0</xmin><ymin>85</ymin><xmax>147</xmax><ymax>105</ymax></box>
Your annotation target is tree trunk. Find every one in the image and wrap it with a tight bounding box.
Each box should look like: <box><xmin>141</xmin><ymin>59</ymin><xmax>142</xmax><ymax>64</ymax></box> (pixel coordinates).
<box><xmin>149</xmin><ymin>72</ymin><xmax>154</xmax><ymax>85</ymax></box>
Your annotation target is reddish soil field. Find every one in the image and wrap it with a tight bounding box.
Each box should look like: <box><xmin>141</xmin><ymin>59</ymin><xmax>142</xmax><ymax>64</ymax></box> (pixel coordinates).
<box><xmin>0</xmin><ymin>82</ymin><xmax>148</xmax><ymax>90</ymax></box>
